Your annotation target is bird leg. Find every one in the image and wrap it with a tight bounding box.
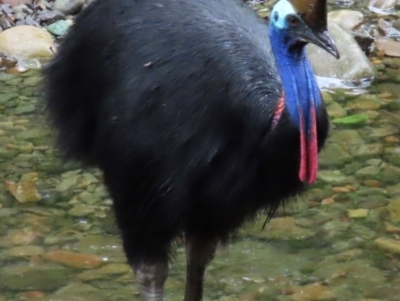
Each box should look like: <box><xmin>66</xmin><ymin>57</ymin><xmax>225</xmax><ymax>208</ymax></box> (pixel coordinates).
<box><xmin>133</xmin><ymin>261</ymin><xmax>169</xmax><ymax>301</ymax></box>
<box><xmin>183</xmin><ymin>236</ymin><xmax>218</xmax><ymax>301</ymax></box>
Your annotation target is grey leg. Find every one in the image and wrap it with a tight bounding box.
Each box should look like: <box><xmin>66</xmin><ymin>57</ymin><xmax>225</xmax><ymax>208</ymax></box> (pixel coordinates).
<box><xmin>183</xmin><ymin>236</ymin><xmax>219</xmax><ymax>301</ymax></box>
<box><xmin>133</xmin><ymin>261</ymin><xmax>169</xmax><ymax>301</ymax></box>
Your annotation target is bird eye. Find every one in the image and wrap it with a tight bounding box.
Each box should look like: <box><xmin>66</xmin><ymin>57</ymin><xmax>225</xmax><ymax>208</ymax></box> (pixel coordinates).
<box><xmin>287</xmin><ymin>15</ymin><xmax>298</xmax><ymax>27</ymax></box>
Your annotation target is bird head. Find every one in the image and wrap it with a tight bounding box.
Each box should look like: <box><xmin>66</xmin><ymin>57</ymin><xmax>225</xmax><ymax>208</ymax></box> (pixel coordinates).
<box><xmin>270</xmin><ymin>0</ymin><xmax>340</xmax><ymax>59</ymax></box>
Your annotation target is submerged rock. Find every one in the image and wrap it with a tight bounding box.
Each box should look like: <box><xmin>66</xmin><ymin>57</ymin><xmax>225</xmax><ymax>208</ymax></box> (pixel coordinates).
<box><xmin>7</xmin><ymin>245</ymin><xmax>45</xmax><ymax>257</ymax></box>
<box><xmin>44</xmin><ymin>250</ymin><xmax>105</xmax><ymax>269</ymax></box>
<box><xmin>327</xmin><ymin>101</ymin><xmax>347</xmax><ymax>118</ymax></box>
<box><xmin>262</xmin><ymin>217</ymin><xmax>314</xmax><ymax>240</ymax></box>
<box><xmin>0</xmin><ymin>263</ymin><xmax>73</xmax><ymax>291</ymax></box>
<box><xmin>291</xmin><ymin>282</ymin><xmax>335</xmax><ymax>301</ymax></box>
<box><xmin>387</xmin><ymin>198</ymin><xmax>400</xmax><ymax>222</ymax></box>
<box><xmin>307</xmin><ymin>22</ymin><xmax>375</xmax><ymax>86</ymax></box>
<box><xmin>319</xmin><ymin>143</ymin><xmax>352</xmax><ymax>166</ymax></box>
<box><xmin>374</xmin><ymin>237</ymin><xmax>400</xmax><ymax>254</ymax></box>
<box><xmin>329</xmin><ymin>130</ymin><xmax>365</xmax><ymax>145</ymax></box>
<box><xmin>41</xmin><ymin>282</ymin><xmax>107</xmax><ymax>301</ymax></box>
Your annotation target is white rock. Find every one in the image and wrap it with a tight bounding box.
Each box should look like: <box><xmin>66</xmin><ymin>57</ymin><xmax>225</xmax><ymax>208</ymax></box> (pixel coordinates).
<box><xmin>369</xmin><ymin>0</ymin><xmax>397</xmax><ymax>14</ymax></box>
<box><xmin>306</xmin><ymin>22</ymin><xmax>375</xmax><ymax>87</ymax></box>
<box><xmin>328</xmin><ymin>10</ymin><xmax>364</xmax><ymax>31</ymax></box>
<box><xmin>0</xmin><ymin>26</ymin><xmax>55</xmax><ymax>60</ymax></box>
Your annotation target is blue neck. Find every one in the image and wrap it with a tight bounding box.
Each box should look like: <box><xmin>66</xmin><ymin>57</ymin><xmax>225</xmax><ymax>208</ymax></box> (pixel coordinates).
<box><xmin>269</xmin><ymin>27</ymin><xmax>322</xmax><ymax>132</ymax></box>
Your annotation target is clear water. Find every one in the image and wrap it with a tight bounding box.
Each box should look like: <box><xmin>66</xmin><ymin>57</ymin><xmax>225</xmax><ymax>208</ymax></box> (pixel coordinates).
<box><xmin>1</xmin><ymin>5</ymin><xmax>400</xmax><ymax>301</ymax></box>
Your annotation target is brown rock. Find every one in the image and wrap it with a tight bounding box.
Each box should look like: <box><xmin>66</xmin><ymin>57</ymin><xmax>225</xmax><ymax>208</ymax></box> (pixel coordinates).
<box><xmin>44</xmin><ymin>250</ymin><xmax>105</xmax><ymax>269</ymax></box>
<box><xmin>5</xmin><ymin>179</ymin><xmax>41</xmax><ymax>203</ymax></box>
<box><xmin>384</xmin><ymin>222</ymin><xmax>400</xmax><ymax>234</ymax></box>
<box><xmin>291</xmin><ymin>283</ymin><xmax>335</xmax><ymax>301</ymax></box>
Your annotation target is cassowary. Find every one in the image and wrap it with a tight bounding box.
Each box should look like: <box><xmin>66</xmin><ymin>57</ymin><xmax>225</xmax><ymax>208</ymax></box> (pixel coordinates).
<box><xmin>44</xmin><ymin>0</ymin><xmax>339</xmax><ymax>300</ymax></box>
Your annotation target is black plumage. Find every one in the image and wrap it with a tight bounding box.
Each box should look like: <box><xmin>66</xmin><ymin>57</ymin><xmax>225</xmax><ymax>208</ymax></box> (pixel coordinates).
<box><xmin>44</xmin><ymin>0</ymin><xmax>330</xmax><ymax>300</ymax></box>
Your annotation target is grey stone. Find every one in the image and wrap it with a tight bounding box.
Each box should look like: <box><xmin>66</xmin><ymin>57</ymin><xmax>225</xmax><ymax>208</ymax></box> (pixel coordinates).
<box><xmin>54</xmin><ymin>0</ymin><xmax>85</xmax><ymax>15</ymax></box>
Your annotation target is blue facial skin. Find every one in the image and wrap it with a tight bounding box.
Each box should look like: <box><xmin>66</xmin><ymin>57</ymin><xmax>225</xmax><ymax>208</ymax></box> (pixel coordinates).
<box><xmin>268</xmin><ymin>0</ymin><xmax>322</xmax><ymax>134</ymax></box>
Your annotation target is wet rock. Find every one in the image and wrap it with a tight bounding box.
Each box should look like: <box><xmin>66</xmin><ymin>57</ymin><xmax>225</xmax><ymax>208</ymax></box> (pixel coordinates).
<box><xmin>77</xmin><ymin>263</ymin><xmax>130</xmax><ymax>281</ymax></box>
<box><xmin>262</xmin><ymin>217</ymin><xmax>314</xmax><ymax>240</ymax></box>
<box><xmin>364</xmin><ymin>284</ymin><xmax>400</xmax><ymax>301</ymax></box>
<box><xmin>385</xmin><ymin>222</ymin><xmax>400</xmax><ymax>234</ymax></box>
<box><xmin>5</xmin><ymin>177</ymin><xmax>41</xmax><ymax>203</ymax></box>
<box><xmin>15</xmin><ymin>129</ymin><xmax>43</xmax><ymax>140</ymax></box>
<box><xmin>387</xmin><ymin>183</ymin><xmax>400</xmax><ymax>195</ymax></box>
<box><xmin>68</xmin><ymin>204</ymin><xmax>95</xmax><ymax>217</ymax></box>
<box><xmin>387</xmin><ymin>198</ymin><xmax>400</xmax><ymax>222</ymax></box>
<box><xmin>327</xmin><ymin>101</ymin><xmax>347</xmax><ymax>118</ymax></box>
<box><xmin>41</xmin><ymin>282</ymin><xmax>107</xmax><ymax>301</ymax></box>
<box><xmin>369</xmin><ymin>0</ymin><xmax>397</xmax><ymax>14</ymax></box>
<box><xmin>348</xmin><ymin>208</ymin><xmax>369</xmax><ymax>218</ymax></box>
<box><xmin>378</xmin><ymin>18</ymin><xmax>400</xmax><ymax>37</ymax></box>
<box><xmin>355</xmin><ymin>165</ymin><xmax>381</xmax><ymax>177</ymax></box>
<box><xmin>375</xmin><ymin>39</ymin><xmax>400</xmax><ymax>57</ymax></box>
<box><xmin>23</xmin><ymin>76</ymin><xmax>41</xmax><ymax>87</ymax></box>
<box><xmin>378</xmin><ymin>164</ymin><xmax>400</xmax><ymax>185</ymax></box>
<box><xmin>351</xmin><ymin>144</ymin><xmax>384</xmax><ymax>158</ymax></box>
<box><xmin>79</xmin><ymin>191</ymin><xmax>101</xmax><ymax>205</ymax></box>
<box><xmin>317</xmin><ymin>170</ymin><xmax>350</xmax><ymax>184</ymax></box>
<box><xmin>329</xmin><ymin>130</ymin><xmax>365</xmax><ymax>145</ymax></box>
<box><xmin>0</xmin><ymin>26</ymin><xmax>55</xmax><ymax>60</ymax></box>
<box><xmin>291</xmin><ymin>282</ymin><xmax>335</xmax><ymax>301</ymax></box>
<box><xmin>14</xmin><ymin>103</ymin><xmax>35</xmax><ymax>114</ymax></box>
<box><xmin>44</xmin><ymin>231</ymin><xmax>83</xmax><ymax>245</ymax></box>
<box><xmin>47</xmin><ymin>20</ymin><xmax>70</xmax><ymax>36</ymax></box>
<box><xmin>54</xmin><ymin>0</ymin><xmax>85</xmax><ymax>15</ymax></box>
<box><xmin>319</xmin><ymin>143</ymin><xmax>352</xmax><ymax>166</ymax></box>
<box><xmin>7</xmin><ymin>245</ymin><xmax>45</xmax><ymax>257</ymax></box>
<box><xmin>44</xmin><ymin>250</ymin><xmax>105</xmax><ymax>269</ymax></box>
<box><xmin>328</xmin><ymin>10</ymin><xmax>364</xmax><ymax>31</ymax></box>
<box><xmin>369</xmin><ymin>125</ymin><xmax>399</xmax><ymax>137</ymax></box>
<box><xmin>55</xmin><ymin>174</ymin><xmax>80</xmax><ymax>191</ymax></box>
<box><xmin>0</xmin><ymin>92</ymin><xmax>18</xmax><ymax>103</ymax></box>
<box><xmin>36</xmin><ymin>10</ymin><xmax>65</xmax><ymax>25</ymax></box>
<box><xmin>323</xmin><ymin>220</ymin><xmax>350</xmax><ymax>240</ymax></box>
<box><xmin>306</xmin><ymin>22</ymin><xmax>375</xmax><ymax>85</ymax></box>
<box><xmin>315</xmin><ymin>258</ymin><xmax>386</xmax><ymax>291</ymax></box>
<box><xmin>357</xmin><ymin>197</ymin><xmax>388</xmax><ymax>209</ymax></box>
<box><xmin>73</xmin><ymin>235</ymin><xmax>125</xmax><ymax>263</ymax></box>
<box><xmin>347</xmin><ymin>94</ymin><xmax>382</xmax><ymax>110</ymax></box>
<box><xmin>374</xmin><ymin>237</ymin><xmax>400</xmax><ymax>254</ymax></box>
<box><xmin>0</xmin><ymin>263</ymin><xmax>73</xmax><ymax>291</ymax></box>
<box><xmin>321</xmin><ymin>91</ymin><xmax>333</xmax><ymax>105</ymax></box>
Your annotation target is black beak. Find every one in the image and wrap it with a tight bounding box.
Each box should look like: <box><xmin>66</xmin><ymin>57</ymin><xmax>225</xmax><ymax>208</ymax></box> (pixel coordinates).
<box><xmin>308</xmin><ymin>30</ymin><xmax>340</xmax><ymax>59</ymax></box>
<box><xmin>289</xmin><ymin>19</ymin><xmax>340</xmax><ymax>60</ymax></box>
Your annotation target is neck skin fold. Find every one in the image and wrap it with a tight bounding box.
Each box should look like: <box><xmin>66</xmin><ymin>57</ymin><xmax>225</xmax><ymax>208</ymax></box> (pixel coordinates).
<box><xmin>269</xmin><ymin>27</ymin><xmax>322</xmax><ymax>184</ymax></box>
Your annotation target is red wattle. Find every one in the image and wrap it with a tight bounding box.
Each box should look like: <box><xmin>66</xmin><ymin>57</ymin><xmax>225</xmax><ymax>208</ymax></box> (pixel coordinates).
<box><xmin>307</xmin><ymin>106</ymin><xmax>318</xmax><ymax>184</ymax></box>
<box><xmin>298</xmin><ymin>105</ymin><xmax>318</xmax><ymax>185</ymax></box>
<box><xmin>298</xmin><ymin>107</ymin><xmax>307</xmax><ymax>182</ymax></box>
